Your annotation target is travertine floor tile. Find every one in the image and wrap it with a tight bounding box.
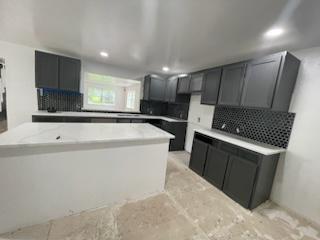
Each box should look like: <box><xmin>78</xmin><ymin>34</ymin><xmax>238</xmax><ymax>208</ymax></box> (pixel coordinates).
<box><xmin>0</xmin><ymin>223</ymin><xmax>50</xmax><ymax>240</ymax></box>
<box><xmin>1</xmin><ymin>151</ymin><xmax>319</xmax><ymax>240</ymax></box>
<box><xmin>116</xmin><ymin>194</ymin><xmax>208</xmax><ymax>240</ymax></box>
<box><xmin>48</xmin><ymin>207</ymin><xmax>118</xmax><ymax>240</ymax></box>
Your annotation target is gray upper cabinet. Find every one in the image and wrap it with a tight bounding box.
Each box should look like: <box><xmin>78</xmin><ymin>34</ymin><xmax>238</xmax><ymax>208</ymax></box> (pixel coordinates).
<box><xmin>165</xmin><ymin>76</ymin><xmax>178</xmax><ymax>102</ymax></box>
<box><xmin>189</xmin><ymin>72</ymin><xmax>203</xmax><ymax>92</ymax></box>
<box><xmin>35</xmin><ymin>51</ymin><xmax>81</xmax><ymax>92</ymax></box>
<box><xmin>218</xmin><ymin>63</ymin><xmax>246</xmax><ymax>106</ymax></box>
<box><xmin>201</xmin><ymin>68</ymin><xmax>222</xmax><ymax>105</ymax></box>
<box><xmin>241</xmin><ymin>52</ymin><xmax>300</xmax><ymax>111</ymax></box>
<box><xmin>143</xmin><ymin>75</ymin><xmax>166</xmax><ymax>101</ymax></box>
<box><xmin>59</xmin><ymin>56</ymin><xmax>81</xmax><ymax>92</ymax></box>
<box><xmin>271</xmin><ymin>52</ymin><xmax>300</xmax><ymax>111</ymax></box>
<box><xmin>241</xmin><ymin>54</ymin><xmax>282</xmax><ymax>109</ymax></box>
<box><xmin>177</xmin><ymin>76</ymin><xmax>191</xmax><ymax>94</ymax></box>
<box><xmin>35</xmin><ymin>51</ymin><xmax>59</xmax><ymax>89</ymax></box>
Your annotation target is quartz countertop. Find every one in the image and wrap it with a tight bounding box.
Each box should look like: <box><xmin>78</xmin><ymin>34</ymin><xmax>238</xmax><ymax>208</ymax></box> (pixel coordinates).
<box><xmin>194</xmin><ymin>128</ymin><xmax>286</xmax><ymax>155</ymax></box>
<box><xmin>32</xmin><ymin>111</ymin><xmax>188</xmax><ymax>123</ymax></box>
<box><xmin>0</xmin><ymin>122</ymin><xmax>175</xmax><ymax>149</ymax></box>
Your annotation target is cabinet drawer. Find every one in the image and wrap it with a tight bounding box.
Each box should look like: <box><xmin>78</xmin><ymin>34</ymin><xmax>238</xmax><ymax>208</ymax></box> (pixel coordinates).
<box><xmin>238</xmin><ymin>149</ymin><xmax>260</xmax><ymax>164</ymax></box>
<box><xmin>219</xmin><ymin>142</ymin><xmax>238</xmax><ymax>155</ymax></box>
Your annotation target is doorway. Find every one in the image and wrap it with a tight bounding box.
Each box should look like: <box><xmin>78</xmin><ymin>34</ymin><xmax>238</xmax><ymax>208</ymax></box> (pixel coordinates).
<box><xmin>0</xmin><ymin>58</ymin><xmax>7</xmax><ymax>133</ymax></box>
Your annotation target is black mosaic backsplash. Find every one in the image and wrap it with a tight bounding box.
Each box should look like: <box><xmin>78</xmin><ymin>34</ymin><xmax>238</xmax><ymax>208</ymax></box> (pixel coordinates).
<box><xmin>37</xmin><ymin>88</ymin><xmax>83</xmax><ymax>111</ymax></box>
<box><xmin>140</xmin><ymin>100</ymin><xmax>168</xmax><ymax>116</ymax></box>
<box><xmin>167</xmin><ymin>103</ymin><xmax>189</xmax><ymax>120</ymax></box>
<box><xmin>140</xmin><ymin>100</ymin><xmax>189</xmax><ymax>120</ymax></box>
<box><xmin>212</xmin><ymin>106</ymin><xmax>295</xmax><ymax>148</ymax></box>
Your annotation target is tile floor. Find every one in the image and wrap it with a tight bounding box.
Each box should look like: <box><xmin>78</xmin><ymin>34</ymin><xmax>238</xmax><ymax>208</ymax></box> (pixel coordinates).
<box><xmin>1</xmin><ymin>151</ymin><xmax>319</xmax><ymax>240</ymax></box>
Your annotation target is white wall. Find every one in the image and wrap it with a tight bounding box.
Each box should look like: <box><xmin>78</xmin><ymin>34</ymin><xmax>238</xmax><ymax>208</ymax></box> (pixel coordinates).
<box><xmin>185</xmin><ymin>94</ymin><xmax>215</xmax><ymax>152</ymax></box>
<box><xmin>271</xmin><ymin>47</ymin><xmax>320</xmax><ymax>226</ymax></box>
<box><xmin>0</xmin><ymin>40</ymin><xmax>145</xmax><ymax>129</ymax></box>
<box><xmin>0</xmin><ymin>41</ymin><xmax>37</xmax><ymax>129</ymax></box>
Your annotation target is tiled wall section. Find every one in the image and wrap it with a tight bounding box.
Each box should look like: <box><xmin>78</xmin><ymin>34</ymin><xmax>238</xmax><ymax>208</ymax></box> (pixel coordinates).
<box><xmin>212</xmin><ymin>106</ymin><xmax>295</xmax><ymax>148</ymax></box>
<box><xmin>167</xmin><ymin>103</ymin><xmax>189</xmax><ymax>120</ymax></box>
<box><xmin>140</xmin><ymin>100</ymin><xmax>189</xmax><ymax>120</ymax></box>
<box><xmin>37</xmin><ymin>89</ymin><xmax>83</xmax><ymax>112</ymax></box>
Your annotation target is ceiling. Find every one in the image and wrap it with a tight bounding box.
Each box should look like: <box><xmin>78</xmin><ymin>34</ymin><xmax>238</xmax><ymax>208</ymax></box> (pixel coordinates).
<box><xmin>1</xmin><ymin>0</ymin><xmax>320</xmax><ymax>75</ymax></box>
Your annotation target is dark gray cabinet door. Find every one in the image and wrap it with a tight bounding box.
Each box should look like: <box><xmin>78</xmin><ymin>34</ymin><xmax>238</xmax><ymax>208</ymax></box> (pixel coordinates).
<box><xmin>59</xmin><ymin>56</ymin><xmax>81</xmax><ymax>92</ymax></box>
<box><xmin>189</xmin><ymin>139</ymin><xmax>208</xmax><ymax>176</ymax></box>
<box><xmin>241</xmin><ymin>54</ymin><xmax>282</xmax><ymax>109</ymax></box>
<box><xmin>35</xmin><ymin>51</ymin><xmax>59</xmax><ymax>89</ymax></box>
<box><xmin>117</xmin><ymin>119</ymin><xmax>131</xmax><ymax>123</ymax></box>
<box><xmin>218</xmin><ymin>63</ymin><xmax>246</xmax><ymax>106</ymax></box>
<box><xmin>149</xmin><ymin>77</ymin><xmax>166</xmax><ymax>101</ymax></box>
<box><xmin>165</xmin><ymin>77</ymin><xmax>178</xmax><ymax>102</ymax></box>
<box><xmin>131</xmin><ymin>119</ymin><xmax>145</xmax><ymax>123</ymax></box>
<box><xmin>189</xmin><ymin>73</ymin><xmax>203</xmax><ymax>92</ymax></box>
<box><xmin>201</xmin><ymin>68</ymin><xmax>222</xmax><ymax>105</ymax></box>
<box><xmin>203</xmin><ymin>146</ymin><xmax>229</xmax><ymax>189</ymax></box>
<box><xmin>177</xmin><ymin>76</ymin><xmax>191</xmax><ymax>94</ymax></box>
<box><xmin>143</xmin><ymin>77</ymin><xmax>150</xmax><ymax>100</ymax></box>
<box><xmin>223</xmin><ymin>155</ymin><xmax>257</xmax><ymax>208</ymax></box>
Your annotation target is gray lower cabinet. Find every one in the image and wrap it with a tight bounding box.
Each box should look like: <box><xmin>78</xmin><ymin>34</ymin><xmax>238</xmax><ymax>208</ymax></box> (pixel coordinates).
<box><xmin>189</xmin><ymin>72</ymin><xmax>203</xmax><ymax>92</ymax></box>
<box><xmin>218</xmin><ymin>63</ymin><xmax>246</xmax><ymax>106</ymax></box>
<box><xmin>177</xmin><ymin>76</ymin><xmax>191</xmax><ymax>94</ymax></box>
<box><xmin>223</xmin><ymin>155</ymin><xmax>257</xmax><ymax>208</ymax></box>
<box><xmin>161</xmin><ymin>121</ymin><xmax>187</xmax><ymax>151</ymax></box>
<box><xmin>189</xmin><ymin>139</ymin><xmax>209</xmax><ymax>176</ymax></box>
<box><xmin>131</xmin><ymin>119</ymin><xmax>145</xmax><ymax>123</ymax></box>
<box><xmin>203</xmin><ymin>146</ymin><xmax>229</xmax><ymax>189</ymax></box>
<box><xmin>117</xmin><ymin>119</ymin><xmax>131</xmax><ymax>123</ymax></box>
<box><xmin>201</xmin><ymin>68</ymin><xmax>222</xmax><ymax>105</ymax></box>
<box><xmin>189</xmin><ymin>132</ymin><xmax>280</xmax><ymax>209</ymax></box>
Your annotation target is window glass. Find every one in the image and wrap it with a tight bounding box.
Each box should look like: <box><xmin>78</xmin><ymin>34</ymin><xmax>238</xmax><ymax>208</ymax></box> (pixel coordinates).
<box><xmin>84</xmin><ymin>72</ymin><xmax>141</xmax><ymax>112</ymax></box>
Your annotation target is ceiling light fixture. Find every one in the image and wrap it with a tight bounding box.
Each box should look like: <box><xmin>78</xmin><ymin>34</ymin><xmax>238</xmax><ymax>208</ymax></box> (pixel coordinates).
<box><xmin>264</xmin><ymin>28</ymin><xmax>284</xmax><ymax>38</ymax></box>
<box><xmin>100</xmin><ymin>51</ymin><xmax>109</xmax><ymax>58</ymax></box>
<box><xmin>162</xmin><ymin>66</ymin><xmax>170</xmax><ymax>72</ymax></box>
<box><xmin>178</xmin><ymin>74</ymin><xmax>188</xmax><ymax>77</ymax></box>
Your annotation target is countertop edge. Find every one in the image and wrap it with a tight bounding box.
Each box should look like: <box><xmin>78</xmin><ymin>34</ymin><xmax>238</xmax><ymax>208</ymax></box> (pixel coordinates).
<box><xmin>194</xmin><ymin>129</ymin><xmax>286</xmax><ymax>156</ymax></box>
<box><xmin>32</xmin><ymin>111</ymin><xmax>188</xmax><ymax>123</ymax></box>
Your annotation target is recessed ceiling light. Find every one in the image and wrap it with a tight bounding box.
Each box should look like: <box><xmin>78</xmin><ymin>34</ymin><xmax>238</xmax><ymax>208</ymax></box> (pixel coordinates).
<box><xmin>162</xmin><ymin>66</ymin><xmax>170</xmax><ymax>72</ymax></box>
<box><xmin>264</xmin><ymin>28</ymin><xmax>284</xmax><ymax>38</ymax></box>
<box><xmin>178</xmin><ymin>74</ymin><xmax>188</xmax><ymax>77</ymax></box>
<box><xmin>100</xmin><ymin>51</ymin><xmax>109</xmax><ymax>57</ymax></box>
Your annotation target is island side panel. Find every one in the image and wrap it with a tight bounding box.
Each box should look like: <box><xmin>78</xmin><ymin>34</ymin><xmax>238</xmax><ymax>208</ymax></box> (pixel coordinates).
<box><xmin>0</xmin><ymin>140</ymin><xmax>169</xmax><ymax>234</ymax></box>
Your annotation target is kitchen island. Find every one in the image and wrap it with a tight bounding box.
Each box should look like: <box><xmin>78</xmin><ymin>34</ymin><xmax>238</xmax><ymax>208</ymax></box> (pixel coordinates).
<box><xmin>0</xmin><ymin>122</ymin><xmax>174</xmax><ymax>233</ymax></box>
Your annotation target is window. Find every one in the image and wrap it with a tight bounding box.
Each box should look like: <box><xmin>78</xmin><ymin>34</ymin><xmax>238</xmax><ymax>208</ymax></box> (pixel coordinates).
<box><xmin>126</xmin><ymin>90</ymin><xmax>135</xmax><ymax>109</ymax></box>
<box><xmin>88</xmin><ymin>87</ymin><xmax>115</xmax><ymax>106</ymax></box>
<box><xmin>83</xmin><ymin>72</ymin><xmax>141</xmax><ymax>112</ymax></box>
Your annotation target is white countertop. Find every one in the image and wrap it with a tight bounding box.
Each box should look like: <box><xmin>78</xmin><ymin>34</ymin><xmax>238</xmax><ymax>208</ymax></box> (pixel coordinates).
<box><xmin>0</xmin><ymin>122</ymin><xmax>174</xmax><ymax>149</ymax></box>
<box><xmin>32</xmin><ymin>111</ymin><xmax>188</xmax><ymax>123</ymax></box>
<box><xmin>194</xmin><ymin>128</ymin><xmax>286</xmax><ymax>155</ymax></box>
